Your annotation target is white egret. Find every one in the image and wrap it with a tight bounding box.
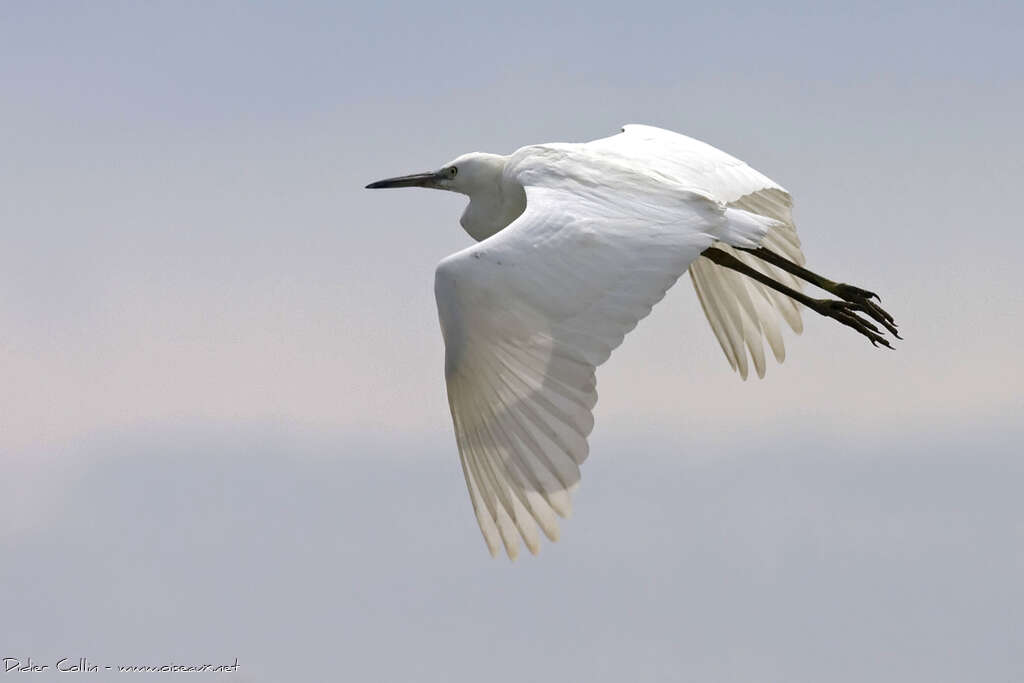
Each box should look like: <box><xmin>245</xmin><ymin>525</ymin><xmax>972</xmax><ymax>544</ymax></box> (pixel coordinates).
<box><xmin>366</xmin><ymin>124</ymin><xmax>898</xmax><ymax>559</ymax></box>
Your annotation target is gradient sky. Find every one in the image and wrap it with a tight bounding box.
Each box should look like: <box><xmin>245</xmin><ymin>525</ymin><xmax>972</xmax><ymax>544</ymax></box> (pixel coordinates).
<box><xmin>2</xmin><ymin>2</ymin><xmax>1022</xmax><ymax>681</ymax></box>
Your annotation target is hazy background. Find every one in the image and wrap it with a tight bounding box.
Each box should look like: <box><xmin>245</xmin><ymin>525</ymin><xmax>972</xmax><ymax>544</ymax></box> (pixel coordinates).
<box><xmin>2</xmin><ymin>1</ymin><xmax>1022</xmax><ymax>681</ymax></box>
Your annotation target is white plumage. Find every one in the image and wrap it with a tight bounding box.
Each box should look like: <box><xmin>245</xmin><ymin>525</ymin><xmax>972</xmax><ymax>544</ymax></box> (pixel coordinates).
<box><xmin>366</xmin><ymin>124</ymin><xmax>890</xmax><ymax>559</ymax></box>
<box><xmin>587</xmin><ymin>125</ymin><xmax>807</xmax><ymax>380</ymax></box>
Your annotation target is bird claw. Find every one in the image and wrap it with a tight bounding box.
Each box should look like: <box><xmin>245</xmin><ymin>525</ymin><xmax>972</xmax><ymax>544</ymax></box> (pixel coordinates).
<box><xmin>813</xmin><ymin>298</ymin><xmax>897</xmax><ymax>349</ymax></box>
<box><xmin>834</xmin><ymin>282</ymin><xmax>879</xmax><ymax>302</ymax></box>
<box><xmin>832</xmin><ymin>282</ymin><xmax>900</xmax><ymax>338</ymax></box>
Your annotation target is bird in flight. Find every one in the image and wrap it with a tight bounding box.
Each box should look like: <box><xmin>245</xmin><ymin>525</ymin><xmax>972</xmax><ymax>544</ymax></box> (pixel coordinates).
<box><xmin>366</xmin><ymin>124</ymin><xmax>898</xmax><ymax>559</ymax></box>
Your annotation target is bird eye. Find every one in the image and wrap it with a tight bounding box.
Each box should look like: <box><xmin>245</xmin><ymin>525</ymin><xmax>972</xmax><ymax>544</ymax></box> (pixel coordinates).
<box><xmin>448</xmin><ymin>166</ymin><xmax>458</xmax><ymax>177</ymax></box>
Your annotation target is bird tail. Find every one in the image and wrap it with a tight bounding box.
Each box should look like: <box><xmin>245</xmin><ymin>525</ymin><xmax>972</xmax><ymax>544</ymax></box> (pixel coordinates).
<box><xmin>716</xmin><ymin>207</ymin><xmax>779</xmax><ymax>249</ymax></box>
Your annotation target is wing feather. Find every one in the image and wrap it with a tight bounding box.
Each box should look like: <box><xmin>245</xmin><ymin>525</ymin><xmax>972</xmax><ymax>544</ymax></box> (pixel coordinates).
<box><xmin>436</xmin><ymin>164</ymin><xmax>718</xmax><ymax>557</ymax></box>
<box><xmin>436</xmin><ymin>126</ymin><xmax>815</xmax><ymax>556</ymax></box>
<box><xmin>591</xmin><ymin>124</ymin><xmax>808</xmax><ymax>377</ymax></box>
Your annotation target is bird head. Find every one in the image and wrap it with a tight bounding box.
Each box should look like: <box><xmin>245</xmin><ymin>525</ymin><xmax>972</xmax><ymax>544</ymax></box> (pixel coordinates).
<box><xmin>365</xmin><ymin>152</ymin><xmax>506</xmax><ymax>196</ymax></box>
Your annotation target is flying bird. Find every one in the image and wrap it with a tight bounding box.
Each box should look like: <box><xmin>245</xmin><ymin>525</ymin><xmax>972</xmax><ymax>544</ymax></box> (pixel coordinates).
<box><xmin>366</xmin><ymin>124</ymin><xmax>898</xmax><ymax>559</ymax></box>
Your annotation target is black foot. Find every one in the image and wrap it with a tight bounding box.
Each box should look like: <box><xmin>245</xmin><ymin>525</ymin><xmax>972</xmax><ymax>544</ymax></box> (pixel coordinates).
<box><xmin>832</xmin><ymin>283</ymin><xmax>900</xmax><ymax>339</ymax></box>
<box><xmin>811</xmin><ymin>299</ymin><xmax>895</xmax><ymax>349</ymax></box>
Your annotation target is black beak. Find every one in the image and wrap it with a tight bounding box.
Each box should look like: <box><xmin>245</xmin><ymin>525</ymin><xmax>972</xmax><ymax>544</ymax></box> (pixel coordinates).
<box><xmin>365</xmin><ymin>171</ymin><xmax>440</xmax><ymax>189</ymax></box>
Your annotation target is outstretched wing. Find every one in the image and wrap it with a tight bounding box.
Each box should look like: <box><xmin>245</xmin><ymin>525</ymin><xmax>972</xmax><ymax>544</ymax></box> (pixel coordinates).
<box><xmin>435</xmin><ymin>173</ymin><xmax>722</xmax><ymax>559</ymax></box>
<box><xmin>588</xmin><ymin>124</ymin><xmax>807</xmax><ymax>379</ymax></box>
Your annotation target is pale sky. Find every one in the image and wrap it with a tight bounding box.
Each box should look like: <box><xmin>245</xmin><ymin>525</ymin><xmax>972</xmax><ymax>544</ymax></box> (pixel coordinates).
<box><xmin>2</xmin><ymin>2</ymin><xmax>1022</xmax><ymax>681</ymax></box>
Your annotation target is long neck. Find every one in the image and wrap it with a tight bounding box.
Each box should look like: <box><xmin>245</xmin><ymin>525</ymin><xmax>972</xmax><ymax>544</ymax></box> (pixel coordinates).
<box><xmin>458</xmin><ymin>157</ymin><xmax>527</xmax><ymax>241</ymax></box>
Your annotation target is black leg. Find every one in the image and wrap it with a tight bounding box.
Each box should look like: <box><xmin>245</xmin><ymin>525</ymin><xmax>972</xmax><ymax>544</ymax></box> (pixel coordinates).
<box><xmin>737</xmin><ymin>246</ymin><xmax>899</xmax><ymax>338</ymax></box>
<box><xmin>700</xmin><ymin>247</ymin><xmax>896</xmax><ymax>349</ymax></box>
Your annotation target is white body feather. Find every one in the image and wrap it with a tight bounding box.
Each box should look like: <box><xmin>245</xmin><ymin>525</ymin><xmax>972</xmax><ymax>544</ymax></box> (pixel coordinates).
<box><xmin>430</xmin><ymin>125</ymin><xmax>806</xmax><ymax>558</ymax></box>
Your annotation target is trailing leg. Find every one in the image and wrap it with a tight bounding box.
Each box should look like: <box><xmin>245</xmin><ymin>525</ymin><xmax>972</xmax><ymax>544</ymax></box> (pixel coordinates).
<box><xmin>737</xmin><ymin>246</ymin><xmax>899</xmax><ymax>338</ymax></box>
<box><xmin>700</xmin><ymin>247</ymin><xmax>896</xmax><ymax>349</ymax></box>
